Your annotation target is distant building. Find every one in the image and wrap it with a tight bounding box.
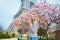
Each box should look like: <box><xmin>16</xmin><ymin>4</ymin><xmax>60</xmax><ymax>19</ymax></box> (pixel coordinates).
<box><xmin>0</xmin><ymin>23</ymin><xmax>3</xmax><ymax>32</ymax></box>
<box><xmin>0</xmin><ymin>26</ymin><xmax>2</xmax><ymax>32</ymax></box>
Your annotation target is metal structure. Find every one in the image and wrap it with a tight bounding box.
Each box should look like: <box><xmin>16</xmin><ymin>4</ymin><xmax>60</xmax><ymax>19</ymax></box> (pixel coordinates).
<box><xmin>8</xmin><ymin>0</ymin><xmax>37</xmax><ymax>40</ymax></box>
<box><xmin>13</xmin><ymin>0</ymin><xmax>36</xmax><ymax>19</ymax></box>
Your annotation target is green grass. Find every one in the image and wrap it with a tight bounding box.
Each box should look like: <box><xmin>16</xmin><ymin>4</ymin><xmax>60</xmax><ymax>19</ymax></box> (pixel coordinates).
<box><xmin>17</xmin><ymin>35</ymin><xmax>54</xmax><ymax>40</ymax></box>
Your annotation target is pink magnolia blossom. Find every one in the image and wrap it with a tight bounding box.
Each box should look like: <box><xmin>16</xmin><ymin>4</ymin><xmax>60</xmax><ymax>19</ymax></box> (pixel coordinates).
<box><xmin>12</xmin><ymin>0</ymin><xmax>60</xmax><ymax>32</ymax></box>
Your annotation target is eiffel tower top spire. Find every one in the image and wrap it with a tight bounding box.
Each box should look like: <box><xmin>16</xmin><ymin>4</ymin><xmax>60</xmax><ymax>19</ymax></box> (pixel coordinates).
<box><xmin>21</xmin><ymin>0</ymin><xmax>36</xmax><ymax>11</ymax></box>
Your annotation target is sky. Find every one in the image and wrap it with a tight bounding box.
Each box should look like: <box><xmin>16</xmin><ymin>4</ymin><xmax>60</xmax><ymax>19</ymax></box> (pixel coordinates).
<box><xmin>0</xmin><ymin>0</ymin><xmax>60</xmax><ymax>30</ymax></box>
<box><xmin>0</xmin><ymin>0</ymin><xmax>21</xmax><ymax>30</ymax></box>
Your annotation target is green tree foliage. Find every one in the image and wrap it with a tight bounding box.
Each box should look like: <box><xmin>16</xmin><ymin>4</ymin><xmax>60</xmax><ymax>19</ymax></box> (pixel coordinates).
<box><xmin>12</xmin><ymin>33</ymin><xmax>15</xmax><ymax>37</ymax></box>
<box><xmin>37</xmin><ymin>27</ymin><xmax>47</xmax><ymax>40</ymax></box>
<box><xmin>0</xmin><ymin>32</ymin><xmax>15</xmax><ymax>39</ymax></box>
<box><xmin>37</xmin><ymin>27</ymin><xmax>46</xmax><ymax>36</ymax></box>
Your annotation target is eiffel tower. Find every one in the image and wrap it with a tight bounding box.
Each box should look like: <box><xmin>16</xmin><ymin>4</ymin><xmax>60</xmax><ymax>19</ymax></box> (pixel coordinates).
<box><xmin>13</xmin><ymin>0</ymin><xmax>36</xmax><ymax>19</ymax></box>
<box><xmin>8</xmin><ymin>0</ymin><xmax>36</xmax><ymax>33</ymax></box>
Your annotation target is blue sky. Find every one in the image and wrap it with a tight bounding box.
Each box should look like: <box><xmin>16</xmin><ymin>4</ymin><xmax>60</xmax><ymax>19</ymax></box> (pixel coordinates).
<box><xmin>0</xmin><ymin>0</ymin><xmax>21</xmax><ymax>30</ymax></box>
<box><xmin>0</xmin><ymin>0</ymin><xmax>60</xmax><ymax>30</ymax></box>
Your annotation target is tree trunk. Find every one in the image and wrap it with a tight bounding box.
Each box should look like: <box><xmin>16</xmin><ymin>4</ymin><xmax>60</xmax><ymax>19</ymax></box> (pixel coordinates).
<box><xmin>40</xmin><ymin>35</ymin><xmax>41</xmax><ymax>40</ymax></box>
<box><xmin>46</xmin><ymin>28</ymin><xmax>49</xmax><ymax>40</ymax></box>
<box><xmin>46</xmin><ymin>21</ymin><xmax>52</xmax><ymax>40</ymax></box>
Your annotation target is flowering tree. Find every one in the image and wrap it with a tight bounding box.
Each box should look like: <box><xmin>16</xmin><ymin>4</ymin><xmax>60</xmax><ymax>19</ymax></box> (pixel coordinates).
<box><xmin>12</xmin><ymin>0</ymin><xmax>60</xmax><ymax>39</ymax></box>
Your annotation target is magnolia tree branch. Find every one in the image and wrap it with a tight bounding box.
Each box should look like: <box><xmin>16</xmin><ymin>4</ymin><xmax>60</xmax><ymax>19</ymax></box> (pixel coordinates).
<box><xmin>12</xmin><ymin>0</ymin><xmax>60</xmax><ymax>33</ymax></box>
